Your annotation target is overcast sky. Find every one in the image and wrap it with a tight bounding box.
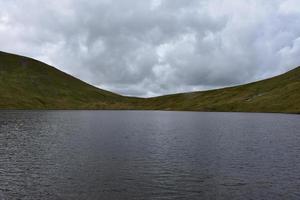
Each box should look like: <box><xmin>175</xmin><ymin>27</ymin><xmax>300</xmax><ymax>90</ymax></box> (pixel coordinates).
<box><xmin>1</xmin><ymin>0</ymin><xmax>300</xmax><ymax>96</ymax></box>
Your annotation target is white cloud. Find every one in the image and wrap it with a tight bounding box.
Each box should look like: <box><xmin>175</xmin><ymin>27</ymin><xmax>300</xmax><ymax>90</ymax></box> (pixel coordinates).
<box><xmin>279</xmin><ymin>0</ymin><xmax>300</xmax><ymax>15</ymax></box>
<box><xmin>0</xmin><ymin>0</ymin><xmax>300</xmax><ymax>96</ymax></box>
<box><xmin>151</xmin><ymin>0</ymin><xmax>162</xmax><ymax>10</ymax></box>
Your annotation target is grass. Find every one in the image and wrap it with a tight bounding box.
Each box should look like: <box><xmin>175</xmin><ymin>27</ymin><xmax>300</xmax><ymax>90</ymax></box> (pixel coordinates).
<box><xmin>0</xmin><ymin>51</ymin><xmax>299</xmax><ymax>113</ymax></box>
<box><xmin>0</xmin><ymin>51</ymin><xmax>136</xmax><ymax>109</ymax></box>
<box><xmin>140</xmin><ymin>67</ymin><xmax>300</xmax><ymax>113</ymax></box>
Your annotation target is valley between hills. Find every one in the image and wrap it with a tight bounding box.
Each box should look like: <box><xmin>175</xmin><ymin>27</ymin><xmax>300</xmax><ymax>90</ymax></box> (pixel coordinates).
<box><xmin>0</xmin><ymin>51</ymin><xmax>299</xmax><ymax>113</ymax></box>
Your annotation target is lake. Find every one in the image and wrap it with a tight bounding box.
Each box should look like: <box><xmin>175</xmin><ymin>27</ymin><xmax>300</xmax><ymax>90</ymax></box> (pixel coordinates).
<box><xmin>0</xmin><ymin>111</ymin><xmax>299</xmax><ymax>200</ymax></box>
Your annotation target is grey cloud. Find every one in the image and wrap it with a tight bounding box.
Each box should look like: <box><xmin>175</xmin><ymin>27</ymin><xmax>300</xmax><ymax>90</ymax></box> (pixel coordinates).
<box><xmin>0</xmin><ymin>0</ymin><xmax>300</xmax><ymax>96</ymax></box>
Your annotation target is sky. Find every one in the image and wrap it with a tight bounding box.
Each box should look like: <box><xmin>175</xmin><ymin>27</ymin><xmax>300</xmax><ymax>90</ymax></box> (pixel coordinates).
<box><xmin>1</xmin><ymin>0</ymin><xmax>300</xmax><ymax>97</ymax></box>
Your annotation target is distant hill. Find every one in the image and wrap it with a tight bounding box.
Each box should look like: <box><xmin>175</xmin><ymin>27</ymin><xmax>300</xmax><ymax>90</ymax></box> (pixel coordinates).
<box><xmin>141</xmin><ymin>66</ymin><xmax>300</xmax><ymax>113</ymax></box>
<box><xmin>0</xmin><ymin>51</ymin><xmax>134</xmax><ymax>109</ymax></box>
<box><xmin>0</xmin><ymin>51</ymin><xmax>299</xmax><ymax>113</ymax></box>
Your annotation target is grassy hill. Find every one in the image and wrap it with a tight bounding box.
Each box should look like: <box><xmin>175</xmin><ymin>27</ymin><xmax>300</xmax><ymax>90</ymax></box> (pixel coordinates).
<box><xmin>0</xmin><ymin>51</ymin><xmax>135</xmax><ymax>109</ymax></box>
<box><xmin>0</xmin><ymin>51</ymin><xmax>299</xmax><ymax>113</ymax></box>
<box><xmin>140</xmin><ymin>66</ymin><xmax>300</xmax><ymax>113</ymax></box>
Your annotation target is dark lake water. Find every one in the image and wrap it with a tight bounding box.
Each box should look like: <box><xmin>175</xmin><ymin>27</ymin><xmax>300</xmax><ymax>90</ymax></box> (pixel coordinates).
<box><xmin>0</xmin><ymin>111</ymin><xmax>299</xmax><ymax>200</ymax></box>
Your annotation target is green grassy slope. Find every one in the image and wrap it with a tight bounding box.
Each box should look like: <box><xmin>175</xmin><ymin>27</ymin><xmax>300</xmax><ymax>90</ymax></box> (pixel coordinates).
<box><xmin>0</xmin><ymin>51</ymin><xmax>135</xmax><ymax>109</ymax></box>
<box><xmin>141</xmin><ymin>66</ymin><xmax>300</xmax><ymax>113</ymax></box>
<box><xmin>0</xmin><ymin>51</ymin><xmax>299</xmax><ymax>113</ymax></box>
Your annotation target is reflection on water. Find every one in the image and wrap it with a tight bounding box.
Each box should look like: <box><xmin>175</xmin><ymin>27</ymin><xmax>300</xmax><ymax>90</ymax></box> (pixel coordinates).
<box><xmin>0</xmin><ymin>111</ymin><xmax>300</xmax><ymax>200</ymax></box>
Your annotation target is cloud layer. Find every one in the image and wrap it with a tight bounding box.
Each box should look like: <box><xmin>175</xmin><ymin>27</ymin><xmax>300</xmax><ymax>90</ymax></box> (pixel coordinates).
<box><xmin>1</xmin><ymin>0</ymin><xmax>300</xmax><ymax>96</ymax></box>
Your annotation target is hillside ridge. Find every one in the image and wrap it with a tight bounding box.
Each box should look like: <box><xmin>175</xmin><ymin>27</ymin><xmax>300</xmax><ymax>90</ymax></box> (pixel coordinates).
<box><xmin>0</xmin><ymin>51</ymin><xmax>299</xmax><ymax>113</ymax></box>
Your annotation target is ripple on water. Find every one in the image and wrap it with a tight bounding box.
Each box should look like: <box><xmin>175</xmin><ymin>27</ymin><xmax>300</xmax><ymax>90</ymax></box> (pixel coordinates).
<box><xmin>0</xmin><ymin>111</ymin><xmax>300</xmax><ymax>200</ymax></box>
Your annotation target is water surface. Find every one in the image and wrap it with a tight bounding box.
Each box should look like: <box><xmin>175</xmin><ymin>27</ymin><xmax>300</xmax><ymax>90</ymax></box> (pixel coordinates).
<box><xmin>0</xmin><ymin>111</ymin><xmax>299</xmax><ymax>199</ymax></box>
